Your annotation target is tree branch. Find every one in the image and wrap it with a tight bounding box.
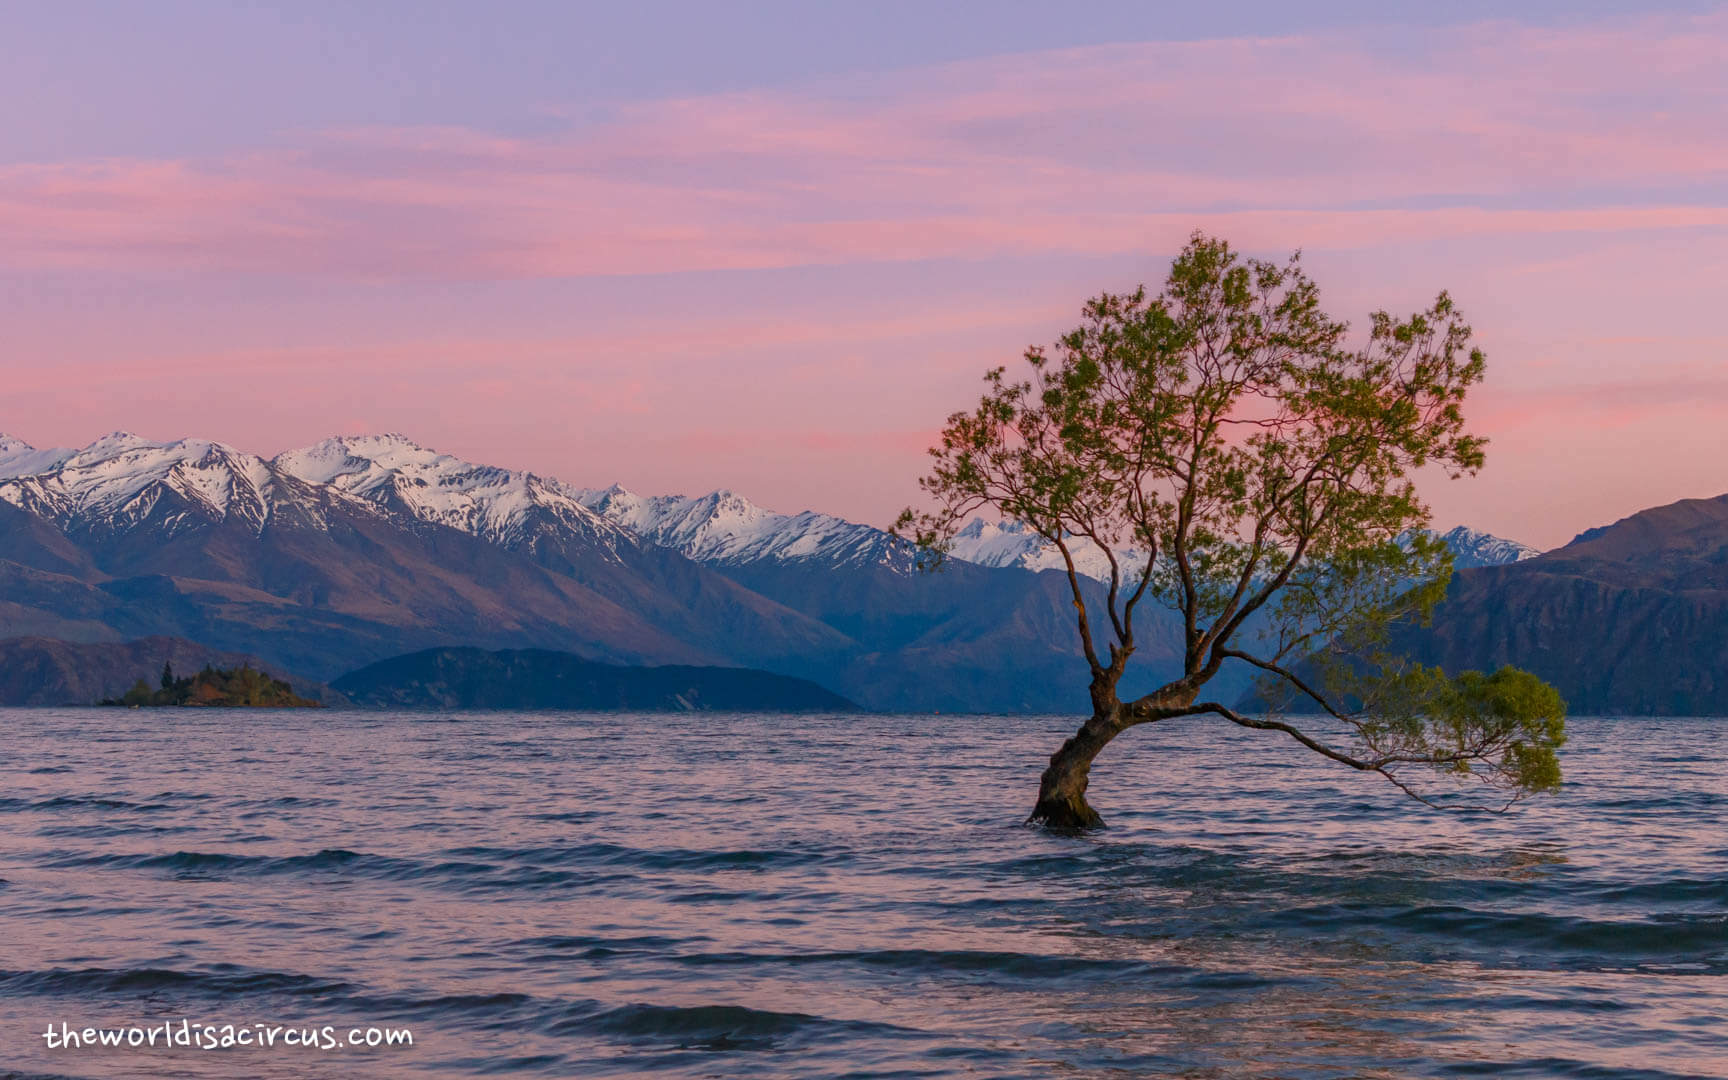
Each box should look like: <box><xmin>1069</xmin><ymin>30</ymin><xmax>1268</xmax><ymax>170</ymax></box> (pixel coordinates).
<box><xmin>1217</xmin><ymin>647</ymin><xmax>1353</xmax><ymax>724</ymax></box>
<box><xmin>1051</xmin><ymin>534</ymin><xmax>1105</xmax><ymax>676</ymax></box>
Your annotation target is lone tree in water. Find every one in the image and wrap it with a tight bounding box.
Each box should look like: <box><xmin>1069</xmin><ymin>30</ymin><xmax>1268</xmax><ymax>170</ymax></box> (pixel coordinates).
<box><xmin>898</xmin><ymin>233</ymin><xmax>1565</xmax><ymax>829</ymax></box>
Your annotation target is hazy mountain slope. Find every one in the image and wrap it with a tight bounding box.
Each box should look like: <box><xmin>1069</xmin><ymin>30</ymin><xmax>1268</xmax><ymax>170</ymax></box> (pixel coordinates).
<box><xmin>578</xmin><ymin>484</ymin><xmax>1532</xmax><ymax>711</ymax></box>
<box><xmin>574</xmin><ymin>485</ymin><xmax>1194</xmax><ymax>710</ymax></box>
<box><xmin>711</xmin><ymin>557</ymin><xmax>1207</xmax><ymax>712</ymax></box>
<box><xmin>1396</xmin><ymin>494</ymin><xmax>1728</xmax><ymax>715</ymax></box>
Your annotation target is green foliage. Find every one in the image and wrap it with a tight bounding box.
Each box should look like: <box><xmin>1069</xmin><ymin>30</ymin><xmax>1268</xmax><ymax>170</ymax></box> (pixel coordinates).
<box><xmin>120</xmin><ymin>677</ymin><xmax>153</xmax><ymax>706</ymax></box>
<box><xmin>102</xmin><ymin>662</ymin><xmax>320</xmax><ymax>708</ymax></box>
<box><xmin>1285</xmin><ymin>654</ymin><xmax>1568</xmax><ymax>806</ymax></box>
<box><xmin>899</xmin><ymin>231</ymin><xmax>1566</xmax><ymax>808</ymax></box>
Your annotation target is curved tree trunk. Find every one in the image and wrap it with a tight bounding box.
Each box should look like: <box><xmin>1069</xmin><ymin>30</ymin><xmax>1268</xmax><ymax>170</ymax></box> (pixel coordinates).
<box><xmin>1028</xmin><ymin>709</ymin><xmax>1123</xmax><ymax>830</ymax></box>
<box><xmin>1028</xmin><ymin>681</ymin><xmax>1199</xmax><ymax>830</ymax></box>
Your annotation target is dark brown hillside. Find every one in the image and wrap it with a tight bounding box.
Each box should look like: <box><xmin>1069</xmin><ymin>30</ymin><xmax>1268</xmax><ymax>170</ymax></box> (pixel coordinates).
<box><xmin>1395</xmin><ymin>494</ymin><xmax>1728</xmax><ymax>715</ymax></box>
<box><xmin>1541</xmin><ymin>494</ymin><xmax>1728</xmax><ymax>590</ymax></box>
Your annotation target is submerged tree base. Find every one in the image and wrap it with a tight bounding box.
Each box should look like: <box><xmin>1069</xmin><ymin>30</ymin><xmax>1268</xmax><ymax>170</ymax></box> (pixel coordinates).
<box><xmin>1028</xmin><ymin>712</ymin><xmax>1120</xmax><ymax>832</ymax></box>
<box><xmin>1027</xmin><ymin>792</ymin><xmax>1104</xmax><ymax>832</ymax></box>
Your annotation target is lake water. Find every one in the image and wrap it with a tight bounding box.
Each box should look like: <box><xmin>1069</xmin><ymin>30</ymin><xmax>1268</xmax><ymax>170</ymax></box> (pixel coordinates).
<box><xmin>0</xmin><ymin>710</ymin><xmax>1723</xmax><ymax>1079</ymax></box>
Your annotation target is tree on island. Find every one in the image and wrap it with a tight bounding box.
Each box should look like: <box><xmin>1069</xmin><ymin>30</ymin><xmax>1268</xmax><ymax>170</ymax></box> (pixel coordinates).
<box><xmin>898</xmin><ymin>233</ymin><xmax>1565</xmax><ymax>829</ymax></box>
<box><xmin>106</xmin><ymin>661</ymin><xmax>320</xmax><ymax>708</ymax></box>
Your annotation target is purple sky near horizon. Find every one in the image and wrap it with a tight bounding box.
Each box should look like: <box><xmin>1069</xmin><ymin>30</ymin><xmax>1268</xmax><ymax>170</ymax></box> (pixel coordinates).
<box><xmin>4</xmin><ymin>2</ymin><xmax>1725</xmax><ymax>550</ymax></box>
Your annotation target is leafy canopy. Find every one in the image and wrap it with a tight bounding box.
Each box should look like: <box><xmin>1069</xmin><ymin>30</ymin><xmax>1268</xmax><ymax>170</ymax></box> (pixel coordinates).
<box><xmin>898</xmin><ymin>232</ymin><xmax>1564</xmax><ymax>807</ymax></box>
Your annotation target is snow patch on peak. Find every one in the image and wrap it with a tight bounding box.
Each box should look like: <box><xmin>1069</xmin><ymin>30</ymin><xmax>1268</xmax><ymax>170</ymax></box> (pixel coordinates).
<box><xmin>946</xmin><ymin>518</ymin><xmax>1143</xmax><ymax>581</ymax></box>
<box><xmin>0</xmin><ymin>435</ymin><xmax>75</xmax><ymax>480</ymax></box>
<box><xmin>579</xmin><ymin>486</ymin><xmax>914</xmax><ymax>570</ymax></box>
<box><xmin>1435</xmin><ymin>525</ymin><xmax>1541</xmax><ymax>568</ymax></box>
<box><xmin>0</xmin><ymin>432</ymin><xmax>280</xmax><ymax>534</ymax></box>
<box><xmin>276</xmin><ymin>434</ymin><xmax>630</xmax><ymax>555</ymax></box>
<box><xmin>75</xmin><ymin>431</ymin><xmax>159</xmax><ymax>458</ymax></box>
<box><xmin>275</xmin><ymin>434</ymin><xmax>447</xmax><ymax>487</ymax></box>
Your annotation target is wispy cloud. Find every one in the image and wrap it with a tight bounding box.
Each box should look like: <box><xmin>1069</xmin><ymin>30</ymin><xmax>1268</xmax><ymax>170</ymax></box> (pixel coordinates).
<box><xmin>4</xmin><ymin>11</ymin><xmax>1723</xmax><ymax>279</ymax></box>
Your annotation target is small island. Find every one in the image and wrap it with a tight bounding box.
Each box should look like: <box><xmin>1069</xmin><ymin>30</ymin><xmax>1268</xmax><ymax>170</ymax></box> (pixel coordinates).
<box><xmin>101</xmin><ymin>662</ymin><xmax>322</xmax><ymax>708</ymax></box>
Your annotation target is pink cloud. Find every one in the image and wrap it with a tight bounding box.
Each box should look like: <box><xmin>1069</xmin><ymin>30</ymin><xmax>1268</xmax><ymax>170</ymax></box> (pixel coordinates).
<box><xmin>3</xmin><ymin>11</ymin><xmax>1724</xmax><ymax>280</ymax></box>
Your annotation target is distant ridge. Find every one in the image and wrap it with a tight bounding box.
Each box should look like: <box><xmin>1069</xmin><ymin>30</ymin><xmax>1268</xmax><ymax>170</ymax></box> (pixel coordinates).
<box><xmin>332</xmin><ymin>647</ymin><xmax>857</xmax><ymax>712</ymax></box>
<box><xmin>1396</xmin><ymin>493</ymin><xmax>1728</xmax><ymax>715</ymax></box>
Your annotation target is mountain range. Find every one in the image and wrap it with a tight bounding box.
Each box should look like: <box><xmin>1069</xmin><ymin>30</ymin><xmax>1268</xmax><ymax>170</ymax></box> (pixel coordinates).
<box><xmin>1</xmin><ymin>430</ymin><xmax>1550</xmax><ymax>712</ymax></box>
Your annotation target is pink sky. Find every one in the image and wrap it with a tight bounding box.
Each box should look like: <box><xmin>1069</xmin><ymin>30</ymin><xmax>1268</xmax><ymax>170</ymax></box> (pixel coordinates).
<box><xmin>4</xmin><ymin>9</ymin><xmax>1725</xmax><ymax>549</ymax></box>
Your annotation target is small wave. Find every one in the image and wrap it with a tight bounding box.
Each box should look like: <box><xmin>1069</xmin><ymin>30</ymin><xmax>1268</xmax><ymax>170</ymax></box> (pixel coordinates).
<box><xmin>0</xmin><ymin>795</ymin><xmax>168</xmax><ymax>813</ymax></box>
<box><xmin>512</xmin><ymin>934</ymin><xmax>707</xmax><ymax>960</ymax></box>
<box><xmin>0</xmin><ymin>966</ymin><xmax>349</xmax><ymax>999</ymax></box>
<box><xmin>38</xmin><ymin>848</ymin><xmax>642</xmax><ymax>894</ymax></box>
<box><xmin>1261</xmin><ymin>903</ymin><xmax>1728</xmax><ymax>969</ymax></box>
<box><xmin>344</xmin><ymin>990</ymin><xmax>539</xmax><ymax>1027</ymax></box>
<box><xmin>41</xmin><ymin>848</ymin><xmax>389</xmax><ymax>876</ymax></box>
<box><xmin>244</xmin><ymin>795</ymin><xmax>339</xmax><ymax>808</ymax></box>
<box><xmin>550</xmin><ymin>1001</ymin><xmax>914</xmax><ymax>1052</ymax></box>
<box><xmin>671</xmin><ymin>947</ymin><xmax>1177</xmax><ymax>982</ymax></box>
<box><xmin>444</xmin><ymin>842</ymin><xmax>838</xmax><ymax>872</ymax></box>
<box><xmin>34</xmin><ymin>823</ymin><xmax>198</xmax><ymax>839</ymax></box>
<box><xmin>1437</xmin><ymin>1058</ymin><xmax>1725</xmax><ymax>1079</ymax></box>
<box><xmin>1594</xmin><ymin>879</ymin><xmax>1728</xmax><ymax>907</ymax></box>
<box><xmin>1396</xmin><ymin>905</ymin><xmax>1728</xmax><ymax>963</ymax></box>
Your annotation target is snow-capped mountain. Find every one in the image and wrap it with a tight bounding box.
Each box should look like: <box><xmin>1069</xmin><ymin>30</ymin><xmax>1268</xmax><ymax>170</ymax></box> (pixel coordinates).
<box><xmin>575</xmin><ymin>487</ymin><xmax>1135</xmax><ymax>578</ymax></box>
<box><xmin>0</xmin><ymin>435</ymin><xmax>74</xmax><ymax>480</ymax></box>
<box><xmin>2</xmin><ymin>431</ymin><xmax>1541</xmax><ymax>578</ymax></box>
<box><xmin>577</xmin><ymin>485</ymin><xmax>915</xmax><ymax>570</ymax></box>
<box><xmin>943</xmin><ymin>518</ymin><xmax>1146</xmax><ymax>581</ymax></box>
<box><xmin>275</xmin><ymin>434</ymin><xmax>635</xmax><ymax>560</ymax></box>
<box><xmin>0</xmin><ymin>431</ymin><xmax>351</xmax><ymax>538</ymax></box>
<box><xmin>576</xmin><ymin>487</ymin><xmax>1537</xmax><ymax>583</ymax></box>
<box><xmin>1434</xmin><ymin>525</ymin><xmax>1541</xmax><ymax>568</ymax></box>
<box><xmin>0</xmin><ymin>430</ymin><xmax>855</xmax><ymax>685</ymax></box>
